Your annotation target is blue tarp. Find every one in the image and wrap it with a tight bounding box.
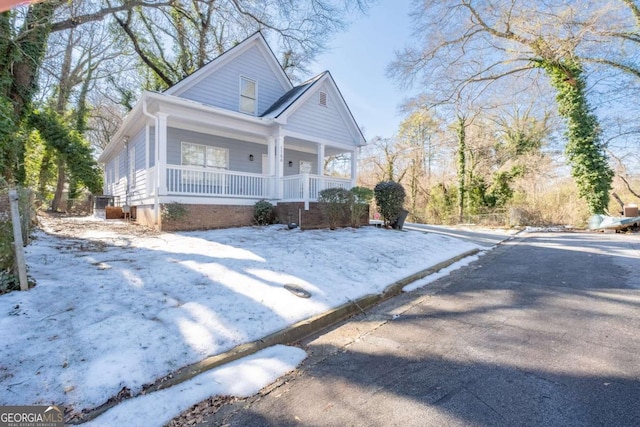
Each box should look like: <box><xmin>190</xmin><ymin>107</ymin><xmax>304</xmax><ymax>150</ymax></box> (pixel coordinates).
<box><xmin>588</xmin><ymin>214</ymin><xmax>640</xmax><ymax>230</ymax></box>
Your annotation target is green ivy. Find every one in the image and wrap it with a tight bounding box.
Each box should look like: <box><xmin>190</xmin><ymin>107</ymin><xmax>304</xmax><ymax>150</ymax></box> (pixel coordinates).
<box><xmin>536</xmin><ymin>59</ymin><xmax>613</xmax><ymax>214</ymax></box>
<box><xmin>27</xmin><ymin>109</ymin><xmax>103</xmax><ymax>194</ymax></box>
<box><xmin>0</xmin><ymin>96</ymin><xmax>17</xmax><ymax>182</ymax></box>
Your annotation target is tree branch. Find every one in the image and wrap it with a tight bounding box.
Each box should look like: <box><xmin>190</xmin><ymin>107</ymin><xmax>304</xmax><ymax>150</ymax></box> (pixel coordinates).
<box><xmin>50</xmin><ymin>1</ymin><xmax>174</xmax><ymax>33</ymax></box>
<box><xmin>619</xmin><ymin>175</ymin><xmax>640</xmax><ymax>199</ymax></box>
<box><xmin>583</xmin><ymin>57</ymin><xmax>640</xmax><ymax>78</ymax></box>
<box><xmin>112</xmin><ymin>11</ymin><xmax>175</xmax><ymax>87</ymax></box>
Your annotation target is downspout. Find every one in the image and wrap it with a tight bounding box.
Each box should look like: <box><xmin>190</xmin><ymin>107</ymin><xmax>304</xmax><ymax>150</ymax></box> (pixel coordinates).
<box><xmin>142</xmin><ymin>100</ymin><xmax>161</xmax><ymax>227</ymax></box>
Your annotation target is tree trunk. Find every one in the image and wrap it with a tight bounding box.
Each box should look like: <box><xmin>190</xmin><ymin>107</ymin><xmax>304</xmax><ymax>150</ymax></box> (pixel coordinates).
<box><xmin>51</xmin><ymin>157</ymin><xmax>66</xmax><ymax>212</ymax></box>
<box><xmin>456</xmin><ymin>116</ymin><xmax>467</xmax><ymax>222</ymax></box>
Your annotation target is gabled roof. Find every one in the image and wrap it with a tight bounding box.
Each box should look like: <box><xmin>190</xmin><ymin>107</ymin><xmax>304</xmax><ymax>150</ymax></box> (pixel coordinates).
<box><xmin>164</xmin><ymin>32</ymin><xmax>292</xmax><ymax>97</ymax></box>
<box><xmin>263</xmin><ymin>71</ymin><xmax>366</xmax><ymax>146</ymax></box>
<box><xmin>260</xmin><ymin>72</ymin><xmax>325</xmax><ymax>118</ymax></box>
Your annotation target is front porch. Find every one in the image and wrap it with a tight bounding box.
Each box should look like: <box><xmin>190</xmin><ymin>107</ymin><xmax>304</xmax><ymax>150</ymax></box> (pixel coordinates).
<box><xmin>165</xmin><ymin>165</ymin><xmax>352</xmax><ymax>208</ymax></box>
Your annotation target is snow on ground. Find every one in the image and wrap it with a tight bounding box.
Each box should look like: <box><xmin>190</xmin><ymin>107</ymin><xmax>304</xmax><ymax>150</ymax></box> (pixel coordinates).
<box><xmin>87</xmin><ymin>345</ymin><xmax>307</xmax><ymax>427</ymax></box>
<box><xmin>403</xmin><ymin>252</ymin><xmax>484</xmax><ymax>292</ymax></box>
<box><xmin>0</xmin><ymin>217</ymin><xmax>482</xmax><ymax>419</ymax></box>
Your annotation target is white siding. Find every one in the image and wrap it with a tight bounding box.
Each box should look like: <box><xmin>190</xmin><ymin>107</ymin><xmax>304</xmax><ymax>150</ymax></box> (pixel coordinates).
<box><xmin>129</xmin><ymin>128</ymin><xmax>147</xmax><ymax>203</ymax></box>
<box><xmin>179</xmin><ymin>46</ymin><xmax>287</xmax><ymax>116</ymax></box>
<box><xmin>285</xmin><ymin>83</ymin><xmax>356</xmax><ymax>145</ymax></box>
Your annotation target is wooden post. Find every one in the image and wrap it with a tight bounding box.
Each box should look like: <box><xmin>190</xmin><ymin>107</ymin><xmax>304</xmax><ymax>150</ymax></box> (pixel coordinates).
<box><xmin>9</xmin><ymin>189</ymin><xmax>28</xmax><ymax>291</ymax></box>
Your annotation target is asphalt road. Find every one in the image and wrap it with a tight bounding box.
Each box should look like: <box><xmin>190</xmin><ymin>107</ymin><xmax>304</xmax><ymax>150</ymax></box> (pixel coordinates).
<box><xmin>403</xmin><ymin>222</ymin><xmax>518</xmax><ymax>247</ymax></box>
<box><xmin>196</xmin><ymin>231</ymin><xmax>640</xmax><ymax>427</ymax></box>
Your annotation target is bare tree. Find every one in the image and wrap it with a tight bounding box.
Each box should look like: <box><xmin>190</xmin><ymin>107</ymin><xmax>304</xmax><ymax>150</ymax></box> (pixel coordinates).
<box><xmin>111</xmin><ymin>0</ymin><xmax>374</xmax><ymax>88</ymax></box>
<box><xmin>388</xmin><ymin>0</ymin><xmax>636</xmax><ymax>214</ymax></box>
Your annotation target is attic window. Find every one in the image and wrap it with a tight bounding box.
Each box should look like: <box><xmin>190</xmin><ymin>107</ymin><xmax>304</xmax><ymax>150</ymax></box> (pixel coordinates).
<box><xmin>319</xmin><ymin>91</ymin><xmax>327</xmax><ymax>107</ymax></box>
<box><xmin>240</xmin><ymin>76</ymin><xmax>257</xmax><ymax>115</ymax></box>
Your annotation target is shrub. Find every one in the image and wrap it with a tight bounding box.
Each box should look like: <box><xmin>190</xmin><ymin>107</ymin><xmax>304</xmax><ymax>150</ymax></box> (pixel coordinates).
<box><xmin>0</xmin><ymin>270</ymin><xmax>21</xmax><ymax>295</ymax></box>
<box><xmin>349</xmin><ymin>186</ymin><xmax>373</xmax><ymax>228</ymax></box>
<box><xmin>161</xmin><ymin>202</ymin><xmax>188</xmax><ymax>222</ymax></box>
<box><xmin>318</xmin><ymin>187</ymin><xmax>352</xmax><ymax>229</ymax></box>
<box><xmin>374</xmin><ymin>181</ymin><xmax>406</xmax><ymax>227</ymax></box>
<box><xmin>253</xmin><ymin>200</ymin><xmax>274</xmax><ymax>225</ymax></box>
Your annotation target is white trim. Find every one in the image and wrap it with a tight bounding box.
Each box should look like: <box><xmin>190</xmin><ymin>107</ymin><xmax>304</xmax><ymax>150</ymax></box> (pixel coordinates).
<box><xmin>158</xmin><ymin>196</ymin><xmax>260</xmax><ymax>206</ymax></box>
<box><xmin>282</xmin><ymin>129</ymin><xmax>359</xmax><ymax>151</ymax></box>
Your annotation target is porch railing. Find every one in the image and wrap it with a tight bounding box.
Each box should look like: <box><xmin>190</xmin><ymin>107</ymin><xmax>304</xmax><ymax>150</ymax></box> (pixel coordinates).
<box><xmin>166</xmin><ymin>166</ymin><xmax>272</xmax><ymax>198</ymax></box>
<box><xmin>282</xmin><ymin>173</ymin><xmax>352</xmax><ymax>208</ymax></box>
<box><xmin>165</xmin><ymin>167</ymin><xmax>351</xmax><ymax>207</ymax></box>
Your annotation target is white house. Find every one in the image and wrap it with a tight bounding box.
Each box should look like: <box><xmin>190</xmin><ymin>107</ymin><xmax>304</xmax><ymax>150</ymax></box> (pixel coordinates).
<box><xmin>98</xmin><ymin>32</ymin><xmax>366</xmax><ymax>230</ymax></box>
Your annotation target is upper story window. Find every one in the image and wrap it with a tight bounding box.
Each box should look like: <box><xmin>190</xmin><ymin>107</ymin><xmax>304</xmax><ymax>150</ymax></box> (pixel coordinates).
<box><xmin>240</xmin><ymin>76</ymin><xmax>257</xmax><ymax>115</ymax></box>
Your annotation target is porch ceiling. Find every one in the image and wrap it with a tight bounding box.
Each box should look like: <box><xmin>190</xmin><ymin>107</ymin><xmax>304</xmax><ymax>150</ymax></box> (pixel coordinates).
<box><xmin>285</xmin><ymin>136</ymin><xmax>353</xmax><ymax>156</ymax></box>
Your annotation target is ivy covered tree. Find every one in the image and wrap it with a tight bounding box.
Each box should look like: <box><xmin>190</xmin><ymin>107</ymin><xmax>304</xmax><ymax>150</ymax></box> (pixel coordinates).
<box><xmin>537</xmin><ymin>59</ymin><xmax>613</xmax><ymax>213</ymax></box>
<box><xmin>389</xmin><ymin>0</ymin><xmax>633</xmax><ymax>215</ymax></box>
<box><xmin>27</xmin><ymin>109</ymin><xmax>102</xmax><ymax>197</ymax></box>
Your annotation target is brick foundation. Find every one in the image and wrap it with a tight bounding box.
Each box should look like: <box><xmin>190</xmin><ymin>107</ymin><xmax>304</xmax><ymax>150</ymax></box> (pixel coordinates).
<box><xmin>274</xmin><ymin>202</ymin><xmax>369</xmax><ymax>230</ymax></box>
<box><xmin>133</xmin><ymin>201</ymin><xmax>370</xmax><ymax>232</ymax></box>
<box><xmin>160</xmin><ymin>204</ymin><xmax>254</xmax><ymax>232</ymax></box>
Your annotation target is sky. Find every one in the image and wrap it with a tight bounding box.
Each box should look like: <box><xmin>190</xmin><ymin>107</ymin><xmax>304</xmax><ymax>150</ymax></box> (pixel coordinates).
<box><xmin>310</xmin><ymin>0</ymin><xmax>415</xmax><ymax>141</ymax></box>
<box><xmin>0</xmin><ymin>216</ymin><xmax>504</xmax><ymax>425</ymax></box>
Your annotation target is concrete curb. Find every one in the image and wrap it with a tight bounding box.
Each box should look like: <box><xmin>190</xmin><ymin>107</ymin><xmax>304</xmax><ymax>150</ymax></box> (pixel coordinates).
<box><xmin>73</xmin><ymin>248</ymin><xmax>480</xmax><ymax>424</ymax></box>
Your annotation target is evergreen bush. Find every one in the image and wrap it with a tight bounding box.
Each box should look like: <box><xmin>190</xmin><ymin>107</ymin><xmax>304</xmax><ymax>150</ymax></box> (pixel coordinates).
<box><xmin>318</xmin><ymin>187</ymin><xmax>352</xmax><ymax>229</ymax></box>
<box><xmin>349</xmin><ymin>186</ymin><xmax>373</xmax><ymax>227</ymax></box>
<box><xmin>253</xmin><ymin>200</ymin><xmax>274</xmax><ymax>225</ymax></box>
<box><xmin>374</xmin><ymin>181</ymin><xmax>406</xmax><ymax>227</ymax></box>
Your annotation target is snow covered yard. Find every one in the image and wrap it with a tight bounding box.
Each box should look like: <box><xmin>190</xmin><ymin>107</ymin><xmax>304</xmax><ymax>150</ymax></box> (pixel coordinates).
<box><xmin>0</xmin><ymin>215</ymin><xmax>483</xmax><ymax>422</ymax></box>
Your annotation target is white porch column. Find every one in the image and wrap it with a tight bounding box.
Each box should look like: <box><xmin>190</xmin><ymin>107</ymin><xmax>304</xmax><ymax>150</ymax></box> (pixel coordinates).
<box><xmin>276</xmin><ymin>136</ymin><xmax>285</xmax><ymax>199</ymax></box>
<box><xmin>317</xmin><ymin>143</ymin><xmax>325</xmax><ymax>176</ymax></box>
<box><xmin>267</xmin><ymin>136</ymin><xmax>276</xmax><ymax>198</ymax></box>
<box><xmin>157</xmin><ymin>113</ymin><xmax>169</xmax><ymax>195</ymax></box>
<box><xmin>350</xmin><ymin>148</ymin><xmax>358</xmax><ymax>188</ymax></box>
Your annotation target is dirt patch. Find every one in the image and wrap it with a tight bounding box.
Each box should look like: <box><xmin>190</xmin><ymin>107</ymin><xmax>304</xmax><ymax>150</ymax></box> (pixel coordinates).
<box><xmin>36</xmin><ymin>211</ymin><xmax>159</xmax><ymax>240</ymax></box>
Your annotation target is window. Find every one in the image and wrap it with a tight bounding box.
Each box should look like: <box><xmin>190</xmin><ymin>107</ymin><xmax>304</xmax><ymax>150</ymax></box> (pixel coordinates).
<box><xmin>181</xmin><ymin>142</ymin><xmax>229</xmax><ymax>189</ymax></box>
<box><xmin>181</xmin><ymin>142</ymin><xmax>228</xmax><ymax>169</ymax></box>
<box><xmin>319</xmin><ymin>91</ymin><xmax>327</xmax><ymax>107</ymax></box>
<box><xmin>240</xmin><ymin>76</ymin><xmax>257</xmax><ymax>115</ymax></box>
